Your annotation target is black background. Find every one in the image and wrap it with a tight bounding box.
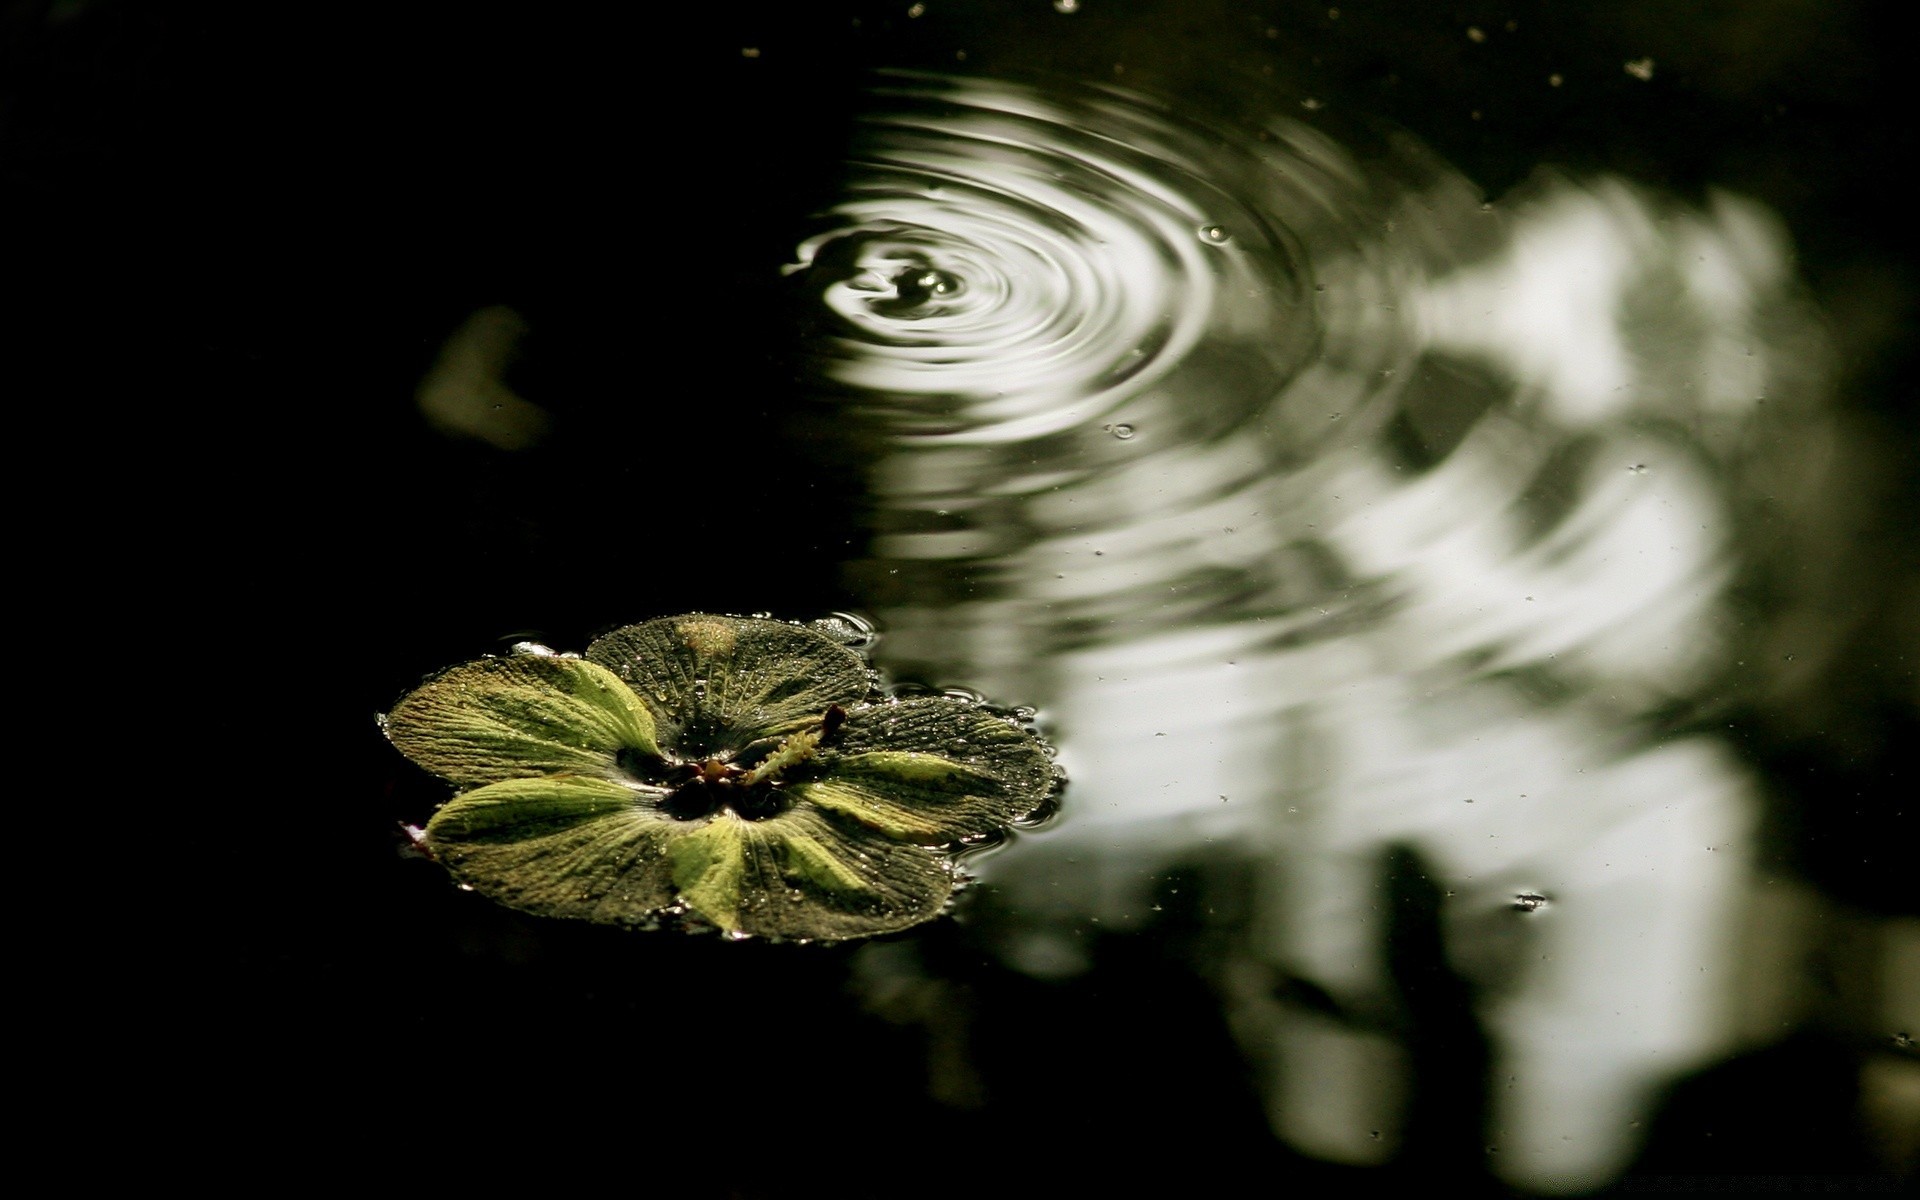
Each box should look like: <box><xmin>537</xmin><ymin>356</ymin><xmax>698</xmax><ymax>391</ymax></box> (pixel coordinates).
<box><xmin>12</xmin><ymin>2</ymin><xmax>1911</xmax><ymax>1192</ymax></box>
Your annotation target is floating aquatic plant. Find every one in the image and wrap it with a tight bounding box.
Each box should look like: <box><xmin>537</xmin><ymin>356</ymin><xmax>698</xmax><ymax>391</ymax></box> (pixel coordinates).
<box><xmin>383</xmin><ymin>614</ymin><xmax>1058</xmax><ymax>941</ymax></box>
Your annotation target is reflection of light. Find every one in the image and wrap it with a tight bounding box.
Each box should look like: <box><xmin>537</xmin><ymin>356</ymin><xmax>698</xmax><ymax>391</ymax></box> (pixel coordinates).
<box><xmin>1416</xmin><ymin>179</ymin><xmax>1792</xmax><ymax>427</ymax></box>
<box><xmin>415</xmin><ymin>306</ymin><xmax>548</xmax><ymax>450</ymax></box>
<box><xmin>808</xmin><ymin>77</ymin><xmax>1835</xmax><ymax>1193</ymax></box>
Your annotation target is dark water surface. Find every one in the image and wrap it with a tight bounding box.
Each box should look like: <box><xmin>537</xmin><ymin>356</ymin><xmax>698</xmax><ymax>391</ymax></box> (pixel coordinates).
<box><xmin>23</xmin><ymin>2</ymin><xmax>1913</xmax><ymax>1192</ymax></box>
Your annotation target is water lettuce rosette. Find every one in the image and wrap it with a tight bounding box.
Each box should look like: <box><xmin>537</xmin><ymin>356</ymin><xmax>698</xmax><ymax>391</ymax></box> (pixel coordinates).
<box><xmin>383</xmin><ymin>615</ymin><xmax>1057</xmax><ymax>941</ymax></box>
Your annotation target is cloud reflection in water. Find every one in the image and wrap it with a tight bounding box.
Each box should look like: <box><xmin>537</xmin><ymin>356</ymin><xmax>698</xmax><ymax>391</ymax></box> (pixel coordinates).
<box><xmin>792</xmin><ymin>75</ymin><xmax>1840</xmax><ymax>1192</ymax></box>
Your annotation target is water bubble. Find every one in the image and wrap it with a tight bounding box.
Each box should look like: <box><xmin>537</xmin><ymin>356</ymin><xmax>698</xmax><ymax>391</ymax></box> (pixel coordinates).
<box><xmin>1199</xmin><ymin>224</ymin><xmax>1231</xmax><ymax>244</ymax></box>
<box><xmin>510</xmin><ymin>641</ymin><xmax>557</xmax><ymax>657</ymax></box>
<box><xmin>812</xmin><ymin>611</ymin><xmax>879</xmax><ymax>647</ymax></box>
<box><xmin>1512</xmin><ymin>892</ymin><xmax>1550</xmax><ymax>913</ymax></box>
<box><xmin>1109</xmin><ymin>423</ymin><xmax>1136</xmax><ymax>439</ymax></box>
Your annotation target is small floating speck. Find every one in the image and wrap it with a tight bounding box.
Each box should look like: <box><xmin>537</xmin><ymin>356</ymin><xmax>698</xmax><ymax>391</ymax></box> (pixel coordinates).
<box><xmin>1053</xmin><ymin>0</ymin><xmax>1079</xmax><ymax>11</ymax></box>
<box><xmin>1624</xmin><ymin>57</ymin><xmax>1655</xmax><ymax>81</ymax></box>
<box><xmin>1198</xmin><ymin>224</ymin><xmax>1230</xmax><ymax>245</ymax></box>
<box><xmin>1512</xmin><ymin>892</ymin><xmax>1549</xmax><ymax>912</ymax></box>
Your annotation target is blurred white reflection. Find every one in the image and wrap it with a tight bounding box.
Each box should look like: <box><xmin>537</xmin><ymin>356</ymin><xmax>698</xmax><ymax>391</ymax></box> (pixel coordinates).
<box><xmin>798</xmin><ymin>77</ymin><xmax>1836</xmax><ymax>1193</ymax></box>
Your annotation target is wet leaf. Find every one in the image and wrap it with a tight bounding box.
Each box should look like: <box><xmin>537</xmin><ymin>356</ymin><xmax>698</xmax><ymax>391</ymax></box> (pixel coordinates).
<box><xmin>793</xmin><ymin>698</ymin><xmax>1055</xmax><ymax>844</ymax></box>
<box><xmin>670</xmin><ymin>808</ymin><xmax>952</xmax><ymax>940</ymax></box>
<box><xmin>586</xmin><ymin>615</ymin><xmax>870</xmax><ymax>754</ymax></box>
<box><xmin>385</xmin><ymin>614</ymin><xmax>1059</xmax><ymax>941</ymax></box>
<box><xmin>426</xmin><ymin>776</ymin><xmax>679</xmax><ymax>925</ymax></box>
<box><xmin>384</xmin><ymin>654</ymin><xmax>658</xmax><ymax>787</ymax></box>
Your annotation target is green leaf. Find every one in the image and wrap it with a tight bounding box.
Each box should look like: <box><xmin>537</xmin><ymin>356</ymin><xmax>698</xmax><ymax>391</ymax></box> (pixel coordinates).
<box><xmin>793</xmin><ymin>698</ymin><xmax>1054</xmax><ymax>845</ymax></box>
<box><xmin>386</xmin><ymin>617</ymin><xmax>1061</xmax><ymax>942</ymax></box>
<box><xmin>666</xmin><ymin>809</ymin><xmax>953</xmax><ymax>941</ymax></box>
<box><xmin>667</xmin><ymin>814</ymin><xmax>754</xmax><ymax>932</ymax></box>
<box><xmin>425</xmin><ymin>775</ymin><xmax>680</xmax><ymax>925</ymax></box>
<box><xmin>586</xmin><ymin>616</ymin><xmax>869</xmax><ymax>755</ymax></box>
<box><xmin>385</xmin><ymin>654</ymin><xmax>658</xmax><ymax>787</ymax></box>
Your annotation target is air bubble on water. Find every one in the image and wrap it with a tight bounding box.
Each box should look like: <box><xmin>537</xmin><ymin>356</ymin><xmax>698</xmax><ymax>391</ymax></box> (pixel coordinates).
<box><xmin>510</xmin><ymin>641</ymin><xmax>557</xmax><ymax>657</ymax></box>
<box><xmin>813</xmin><ymin>611</ymin><xmax>879</xmax><ymax>647</ymax></box>
<box><xmin>1198</xmin><ymin>224</ymin><xmax>1230</xmax><ymax>244</ymax></box>
<box><xmin>1106</xmin><ymin>423</ymin><xmax>1136</xmax><ymax>439</ymax></box>
<box><xmin>1512</xmin><ymin>892</ymin><xmax>1550</xmax><ymax>912</ymax></box>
